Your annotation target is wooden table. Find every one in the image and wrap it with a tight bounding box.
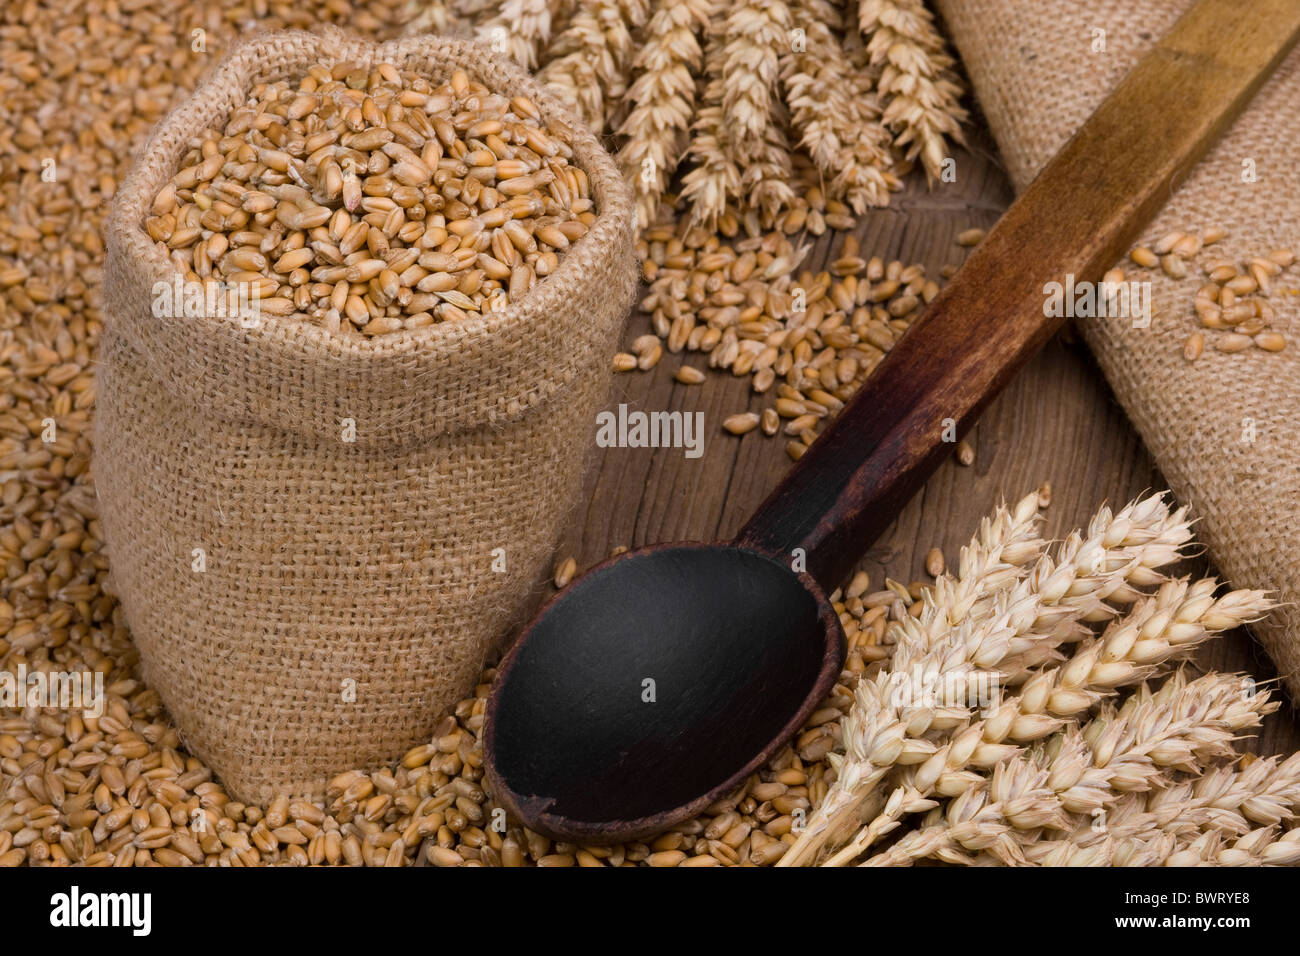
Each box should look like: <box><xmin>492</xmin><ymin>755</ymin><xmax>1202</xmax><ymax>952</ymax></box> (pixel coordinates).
<box><xmin>552</xmin><ymin>130</ymin><xmax>1298</xmax><ymax>756</ymax></box>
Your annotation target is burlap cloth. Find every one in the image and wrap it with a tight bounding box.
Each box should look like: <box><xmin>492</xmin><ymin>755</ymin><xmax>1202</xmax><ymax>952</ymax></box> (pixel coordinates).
<box><xmin>936</xmin><ymin>0</ymin><xmax>1300</xmax><ymax>695</ymax></box>
<box><xmin>95</xmin><ymin>28</ymin><xmax>637</xmax><ymax>802</ymax></box>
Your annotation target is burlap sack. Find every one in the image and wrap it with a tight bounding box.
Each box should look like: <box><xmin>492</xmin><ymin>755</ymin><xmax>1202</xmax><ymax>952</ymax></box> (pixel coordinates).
<box><xmin>95</xmin><ymin>28</ymin><xmax>637</xmax><ymax>802</ymax></box>
<box><xmin>936</xmin><ymin>0</ymin><xmax>1300</xmax><ymax>695</ymax></box>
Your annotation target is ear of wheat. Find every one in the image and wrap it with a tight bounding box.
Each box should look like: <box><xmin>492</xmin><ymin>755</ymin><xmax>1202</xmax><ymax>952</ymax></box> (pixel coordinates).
<box><xmin>862</xmin><ymin>663</ymin><xmax>1279</xmax><ymax>866</ymax></box>
<box><xmin>617</xmin><ymin>0</ymin><xmax>717</xmax><ymax>227</ymax></box>
<box><xmin>474</xmin><ymin>0</ymin><xmax>557</xmax><ymax>69</ymax></box>
<box><xmin>781</xmin><ymin>0</ymin><xmax>893</xmax><ymax>213</ymax></box>
<box><xmin>859</xmin><ymin>0</ymin><xmax>968</xmax><ymax>182</ymax></box>
<box><xmin>538</xmin><ymin>0</ymin><xmax>649</xmax><ymax>133</ymax></box>
<box><xmin>830</xmin><ymin>577</ymin><xmax>1274</xmax><ymax>866</ymax></box>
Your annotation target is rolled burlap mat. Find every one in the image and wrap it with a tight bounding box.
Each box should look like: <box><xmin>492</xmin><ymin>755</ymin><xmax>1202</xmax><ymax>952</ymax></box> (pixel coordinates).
<box><xmin>936</xmin><ymin>0</ymin><xmax>1300</xmax><ymax>695</ymax></box>
<box><xmin>96</xmin><ymin>28</ymin><xmax>637</xmax><ymax>802</ymax></box>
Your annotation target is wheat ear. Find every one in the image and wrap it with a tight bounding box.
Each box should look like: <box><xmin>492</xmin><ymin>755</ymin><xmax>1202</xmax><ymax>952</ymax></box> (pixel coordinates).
<box><xmin>858</xmin><ymin>0</ymin><xmax>967</xmax><ymax>182</ymax></box>
<box><xmin>1027</xmin><ymin>751</ymin><xmax>1300</xmax><ymax>865</ymax></box>
<box><xmin>617</xmin><ymin>0</ymin><xmax>716</xmax><ymax>227</ymax></box>
<box><xmin>538</xmin><ymin>0</ymin><xmax>649</xmax><ymax>133</ymax></box>
<box><xmin>682</xmin><ymin>0</ymin><xmax>797</xmax><ymax>224</ymax></box>
<box><xmin>1167</xmin><ymin>825</ymin><xmax>1300</xmax><ymax>866</ymax></box>
<box><xmin>782</xmin><ymin>0</ymin><xmax>893</xmax><ymax>211</ymax></box>
<box><xmin>777</xmin><ymin>493</ymin><xmax>1047</xmax><ymax>866</ymax></box>
<box><xmin>406</xmin><ymin>0</ymin><xmax>469</xmax><ymax>35</ymax></box>
<box><xmin>474</xmin><ymin>0</ymin><xmax>555</xmax><ymax>69</ymax></box>
<box><xmin>845</xmin><ymin>578</ymin><xmax>1273</xmax><ymax>862</ymax></box>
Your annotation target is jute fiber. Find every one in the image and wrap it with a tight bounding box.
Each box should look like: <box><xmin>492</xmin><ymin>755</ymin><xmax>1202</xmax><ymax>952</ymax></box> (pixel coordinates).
<box><xmin>937</xmin><ymin>0</ymin><xmax>1300</xmax><ymax>695</ymax></box>
<box><xmin>96</xmin><ymin>28</ymin><xmax>637</xmax><ymax>802</ymax></box>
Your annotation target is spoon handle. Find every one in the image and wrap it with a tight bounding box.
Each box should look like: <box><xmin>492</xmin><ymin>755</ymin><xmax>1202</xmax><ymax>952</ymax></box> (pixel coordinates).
<box><xmin>735</xmin><ymin>0</ymin><xmax>1300</xmax><ymax>589</ymax></box>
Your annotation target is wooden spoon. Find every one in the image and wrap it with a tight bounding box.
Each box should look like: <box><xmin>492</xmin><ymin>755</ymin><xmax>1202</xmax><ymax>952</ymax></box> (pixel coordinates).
<box><xmin>483</xmin><ymin>0</ymin><xmax>1300</xmax><ymax>845</ymax></box>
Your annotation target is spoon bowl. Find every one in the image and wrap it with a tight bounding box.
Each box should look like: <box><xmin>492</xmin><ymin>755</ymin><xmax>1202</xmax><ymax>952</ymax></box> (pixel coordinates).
<box><xmin>484</xmin><ymin>543</ymin><xmax>843</xmax><ymax>843</ymax></box>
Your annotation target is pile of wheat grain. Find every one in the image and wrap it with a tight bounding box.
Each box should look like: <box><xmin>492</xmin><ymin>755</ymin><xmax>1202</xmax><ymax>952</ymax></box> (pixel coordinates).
<box><xmin>148</xmin><ymin>61</ymin><xmax>595</xmax><ymax>336</ymax></box>
<box><xmin>626</xmin><ymin>221</ymin><xmax>950</xmax><ymax>459</ymax></box>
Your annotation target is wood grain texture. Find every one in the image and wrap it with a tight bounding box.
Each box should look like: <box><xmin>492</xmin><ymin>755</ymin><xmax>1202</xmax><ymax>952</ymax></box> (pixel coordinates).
<box><xmin>548</xmin><ymin>127</ymin><xmax>1298</xmax><ymax>757</ymax></box>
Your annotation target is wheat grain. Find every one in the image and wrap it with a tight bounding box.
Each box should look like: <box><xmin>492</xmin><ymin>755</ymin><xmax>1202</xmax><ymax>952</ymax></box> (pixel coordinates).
<box><xmin>628</xmin><ymin>227</ymin><xmax>938</xmax><ymax>448</ymax></box>
<box><xmin>1126</xmin><ymin>233</ymin><xmax>1294</xmax><ymax>359</ymax></box>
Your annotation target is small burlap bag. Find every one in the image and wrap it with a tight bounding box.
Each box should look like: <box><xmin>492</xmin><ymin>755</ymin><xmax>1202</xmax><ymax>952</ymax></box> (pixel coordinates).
<box><xmin>95</xmin><ymin>28</ymin><xmax>637</xmax><ymax>802</ymax></box>
<box><xmin>936</xmin><ymin>0</ymin><xmax>1300</xmax><ymax>694</ymax></box>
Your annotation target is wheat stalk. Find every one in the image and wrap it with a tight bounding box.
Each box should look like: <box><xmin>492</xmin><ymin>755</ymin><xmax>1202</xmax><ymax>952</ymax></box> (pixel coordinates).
<box><xmin>405</xmin><ymin>0</ymin><xmax>468</xmax><ymax>35</ymax></box>
<box><xmin>777</xmin><ymin>492</ymin><xmax>1045</xmax><ymax>866</ymax></box>
<box><xmin>617</xmin><ymin>0</ymin><xmax>716</xmax><ymax>227</ymax></box>
<box><xmin>785</xmin><ymin>492</ymin><xmax>1195</xmax><ymax>866</ymax></box>
<box><xmin>454</xmin><ymin>0</ymin><xmax>504</xmax><ymax>18</ymax></box>
<box><xmin>1058</xmin><ymin>750</ymin><xmax>1300</xmax><ymax>855</ymax></box>
<box><xmin>780</xmin><ymin>0</ymin><xmax>893</xmax><ymax>213</ymax></box>
<box><xmin>678</xmin><ymin>51</ymin><xmax>740</xmax><ymax>226</ymax></box>
<box><xmin>1086</xmin><ymin>760</ymin><xmax>1300</xmax><ymax>865</ymax></box>
<box><xmin>425</xmin><ymin>0</ymin><xmax>969</xmax><ymax>218</ymax></box>
<box><xmin>681</xmin><ymin>0</ymin><xmax>796</xmax><ymax>224</ymax></box>
<box><xmin>785</xmin><ymin>493</ymin><xmax>1201</xmax><ymax>866</ymax></box>
<box><xmin>1168</xmin><ymin>825</ymin><xmax>1300</xmax><ymax>865</ymax></box>
<box><xmin>858</xmin><ymin>0</ymin><xmax>967</xmax><ymax>182</ymax></box>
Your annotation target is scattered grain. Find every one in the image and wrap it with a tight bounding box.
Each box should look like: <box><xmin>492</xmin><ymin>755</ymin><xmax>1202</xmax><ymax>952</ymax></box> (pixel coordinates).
<box><xmin>1129</xmin><ymin>246</ymin><xmax>1158</xmax><ymax>268</ymax></box>
<box><xmin>1215</xmin><ymin>333</ymin><xmax>1253</xmax><ymax>353</ymax></box>
<box><xmin>723</xmin><ymin>412</ymin><xmax>760</xmax><ymax>435</ymax></box>
<box><xmin>553</xmin><ymin>556</ymin><xmax>577</xmax><ymax>589</ymax></box>
<box><xmin>1036</xmin><ymin>480</ymin><xmax>1052</xmax><ymax>508</ymax></box>
<box><xmin>1254</xmin><ymin>332</ymin><xmax>1287</xmax><ymax>352</ymax></box>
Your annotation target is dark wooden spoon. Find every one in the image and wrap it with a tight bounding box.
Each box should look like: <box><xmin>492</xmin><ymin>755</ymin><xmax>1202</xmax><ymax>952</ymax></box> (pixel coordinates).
<box><xmin>484</xmin><ymin>0</ymin><xmax>1300</xmax><ymax>845</ymax></box>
